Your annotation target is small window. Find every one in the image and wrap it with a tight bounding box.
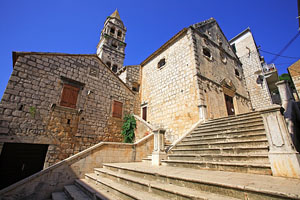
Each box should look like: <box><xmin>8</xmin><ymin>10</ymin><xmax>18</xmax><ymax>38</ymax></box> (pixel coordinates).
<box><xmin>132</xmin><ymin>82</ymin><xmax>140</xmax><ymax>92</ymax></box>
<box><xmin>112</xmin><ymin>65</ymin><xmax>118</xmax><ymax>73</ymax></box>
<box><xmin>157</xmin><ymin>58</ymin><xmax>166</xmax><ymax>69</ymax></box>
<box><xmin>142</xmin><ymin>106</ymin><xmax>147</xmax><ymax>121</ymax></box>
<box><xmin>117</xmin><ymin>31</ymin><xmax>122</xmax><ymax>37</ymax></box>
<box><xmin>60</xmin><ymin>84</ymin><xmax>80</xmax><ymax>108</ymax></box>
<box><xmin>203</xmin><ymin>47</ymin><xmax>212</xmax><ymax>59</ymax></box>
<box><xmin>235</xmin><ymin>69</ymin><xmax>240</xmax><ymax>77</ymax></box>
<box><xmin>112</xmin><ymin>100</ymin><xmax>123</xmax><ymax>118</ymax></box>
<box><xmin>110</xmin><ymin>27</ymin><xmax>115</xmax><ymax>34</ymax></box>
<box><xmin>106</xmin><ymin>62</ymin><xmax>111</xmax><ymax>67</ymax></box>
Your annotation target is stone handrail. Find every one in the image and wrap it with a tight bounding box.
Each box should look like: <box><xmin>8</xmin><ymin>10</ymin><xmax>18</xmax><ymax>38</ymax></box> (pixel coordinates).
<box><xmin>0</xmin><ymin>134</ymin><xmax>154</xmax><ymax>200</ymax></box>
<box><xmin>167</xmin><ymin>119</ymin><xmax>204</xmax><ymax>152</ymax></box>
<box><xmin>133</xmin><ymin>114</ymin><xmax>157</xmax><ymax>141</ymax></box>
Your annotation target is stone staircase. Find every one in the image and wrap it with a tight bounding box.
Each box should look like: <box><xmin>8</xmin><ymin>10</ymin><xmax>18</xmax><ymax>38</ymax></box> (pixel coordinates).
<box><xmin>51</xmin><ymin>112</ymin><xmax>300</xmax><ymax>199</ymax></box>
<box><xmin>164</xmin><ymin>111</ymin><xmax>272</xmax><ymax>175</ymax></box>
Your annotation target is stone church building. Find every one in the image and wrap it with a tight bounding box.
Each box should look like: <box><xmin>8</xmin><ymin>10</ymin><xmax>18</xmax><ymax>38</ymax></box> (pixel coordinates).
<box><xmin>0</xmin><ymin>10</ymin><xmax>255</xmax><ymax>189</ymax></box>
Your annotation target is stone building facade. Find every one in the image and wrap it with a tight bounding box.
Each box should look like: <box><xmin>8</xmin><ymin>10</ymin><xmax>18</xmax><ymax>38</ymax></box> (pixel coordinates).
<box><xmin>0</xmin><ymin>52</ymin><xmax>135</xmax><ymax>169</ymax></box>
<box><xmin>0</xmin><ymin>12</ymin><xmax>255</xmax><ymax>188</ymax></box>
<box><xmin>139</xmin><ymin>18</ymin><xmax>251</xmax><ymax>141</ymax></box>
<box><xmin>229</xmin><ymin>28</ymin><xmax>273</xmax><ymax>110</ymax></box>
<box><xmin>288</xmin><ymin>59</ymin><xmax>300</xmax><ymax>100</ymax></box>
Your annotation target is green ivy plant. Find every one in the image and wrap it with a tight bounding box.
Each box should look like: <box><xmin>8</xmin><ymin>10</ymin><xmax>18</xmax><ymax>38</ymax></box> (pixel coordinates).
<box><xmin>29</xmin><ymin>106</ymin><xmax>36</xmax><ymax>117</ymax></box>
<box><xmin>121</xmin><ymin>114</ymin><xmax>136</xmax><ymax>143</ymax></box>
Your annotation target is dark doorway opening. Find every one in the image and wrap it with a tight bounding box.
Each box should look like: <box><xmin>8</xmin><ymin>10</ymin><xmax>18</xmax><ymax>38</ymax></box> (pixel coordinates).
<box><xmin>0</xmin><ymin>143</ymin><xmax>48</xmax><ymax>189</ymax></box>
<box><xmin>225</xmin><ymin>94</ymin><xmax>235</xmax><ymax>116</ymax></box>
<box><xmin>142</xmin><ymin>106</ymin><xmax>147</xmax><ymax>121</ymax></box>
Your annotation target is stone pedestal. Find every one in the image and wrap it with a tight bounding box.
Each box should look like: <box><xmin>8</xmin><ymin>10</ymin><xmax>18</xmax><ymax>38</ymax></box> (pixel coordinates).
<box><xmin>275</xmin><ymin>80</ymin><xmax>294</xmax><ymax>110</ymax></box>
<box><xmin>152</xmin><ymin>128</ymin><xmax>166</xmax><ymax>166</ymax></box>
<box><xmin>260</xmin><ymin>105</ymin><xmax>300</xmax><ymax>178</ymax></box>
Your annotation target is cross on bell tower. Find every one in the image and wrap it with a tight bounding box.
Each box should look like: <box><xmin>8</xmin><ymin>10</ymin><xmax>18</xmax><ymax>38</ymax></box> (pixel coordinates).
<box><xmin>97</xmin><ymin>9</ymin><xmax>127</xmax><ymax>73</ymax></box>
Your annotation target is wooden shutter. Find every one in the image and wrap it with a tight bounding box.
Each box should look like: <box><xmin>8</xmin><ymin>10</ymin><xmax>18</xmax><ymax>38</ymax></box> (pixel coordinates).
<box><xmin>60</xmin><ymin>84</ymin><xmax>80</xmax><ymax>108</ymax></box>
<box><xmin>142</xmin><ymin>106</ymin><xmax>147</xmax><ymax>121</ymax></box>
<box><xmin>112</xmin><ymin>101</ymin><xmax>123</xmax><ymax>118</ymax></box>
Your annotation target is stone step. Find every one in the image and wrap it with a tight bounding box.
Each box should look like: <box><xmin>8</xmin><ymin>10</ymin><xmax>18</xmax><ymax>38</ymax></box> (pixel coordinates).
<box><xmin>170</xmin><ymin>146</ymin><xmax>269</xmax><ymax>155</ymax></box>
<box><xmin>101</xmin><ymin>162</ymin><xmax>300</xmax><ymax>199</ymax></box>
<box><xmin>181</xmin><ymin>133</ymin><xmax>267</xmax><ymax>144</ymax></box>
<box><xmin>161</xmin><ymin>160</ymin><xmax>272</xmax><ymax>175</ymax></box>
<box><xmin>64</xmin><ymin>185</ymin><xmax>91</xmax><ymax>200</ymax></box>
<box><xmin>167</xmin><ymin>154</ymin><xmax>269</xmax><ymax>164</ymax></box>
<box><xmin>187</xmin><ymin>127</ymin><xmax>265</xmax><ymax>139</ymax></box>
<box><xmin>94</xmin><ymin>167</ymin><xmax>240</xmax><ymax>200</ymax></box>
<box><xmin>194</xmin><ymin>119</ymin><xmax>264</xmax><ymax>133</ymax></box>
<box><xmin>75</xmin><ymin>179</ymin><xmax>123</xmax><ymax>200</ymax></box>
<box><xmin>85</xmin><ymin>173</ymin><xmax>166</xmax><ymax>200</ymax></box>
<box><xmin>203</xmin><ymin>111</ymin><xmax>261</xmax><ymax>125</ymax></box>
<box><xmin>51</xmin><ymin>192</ymin><xmax>68</xmax><ymax>200</ymax></box>
<box><xmin>174</xmin><ymin>139</ymin><xmax>269</xmax><ymax>149</ymax></box>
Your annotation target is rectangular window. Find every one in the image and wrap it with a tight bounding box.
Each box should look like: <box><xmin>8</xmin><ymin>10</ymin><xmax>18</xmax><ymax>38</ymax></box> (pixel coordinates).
<box><xmin>112</xmin><ymin>100</ymin><xmax>123</xmax><ymax>118</ymax></box>
<box><xmin>142</xmin><ymin>106</ymin><xmax>147</xmax><ymax>121</ymax></box>
<box><xmin>60</xmin><ymin>84</ymin><xmax>80</xmax><ymax>108</ymax></box>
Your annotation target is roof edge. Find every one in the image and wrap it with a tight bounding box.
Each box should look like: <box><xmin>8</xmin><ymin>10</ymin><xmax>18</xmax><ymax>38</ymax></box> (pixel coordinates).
<box><xmin>229</xmin><ymin>27</ymin><xmax>251</xmax><ymax>43</ymax></box>
<box><xmin>12</xmin><ymin>51</ymin><xmax>135</xmax><ymax>94</ymax></box>
<box><xmin>140</xmin><ymin>28</ymin><xmax>188</xmax><ymax>66</ymax></box>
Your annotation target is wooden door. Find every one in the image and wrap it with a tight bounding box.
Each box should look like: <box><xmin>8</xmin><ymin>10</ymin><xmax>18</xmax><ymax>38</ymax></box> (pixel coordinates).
<box><xmin>225</xmin><ymin>94</ymin><xmax>235</xmax><ymax>116</ymax></box>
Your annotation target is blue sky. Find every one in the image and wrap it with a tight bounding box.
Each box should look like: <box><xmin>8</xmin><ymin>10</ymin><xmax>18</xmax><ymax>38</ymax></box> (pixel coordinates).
<box><xmin>0</xmin><ymin>0</ymin><xmax>299</xmax><ymax>98</ymax></box>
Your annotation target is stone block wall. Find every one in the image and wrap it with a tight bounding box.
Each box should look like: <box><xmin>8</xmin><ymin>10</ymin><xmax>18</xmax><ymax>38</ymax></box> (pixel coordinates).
<box><xmin>118</xmin><ymin>65</ymin><xmax>141</xmax><ymax>115</ymax></box>
<box><xmin>288</xmin><ymin>59</ymin><xmax>300</xmax><ymax>99</ymax></box>
<box><xmin>230</xmin><ymin>30</ymin><xmax>272</xmax><ymax>110</ymax></box>
<box><xmin>141</xmin><ymin>30</ymin><xmax>201</xmax><ymax>142</ymax></box>
<box><xmin>192</xmin><ymin>24</ymin><xmax>251</xmax><ymax>119</ymax></box>
<box><xmin>0</xmin><ymin>53</ymin><xmax>135</xmax><ymax>167</ymax></box>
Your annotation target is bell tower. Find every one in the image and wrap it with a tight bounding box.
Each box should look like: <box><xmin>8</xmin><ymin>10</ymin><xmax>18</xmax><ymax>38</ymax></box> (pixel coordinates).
<box><xmin>97</xmin><ymin>9</ymin><xmax>127</xmax><ymax>73</ymax></box>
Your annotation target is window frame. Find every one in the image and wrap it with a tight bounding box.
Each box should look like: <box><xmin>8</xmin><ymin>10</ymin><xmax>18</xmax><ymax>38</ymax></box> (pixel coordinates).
<box><xmin>112</xmin><ymin>100</ymin><xmax>123</xmax><ymax>119</ymax></box>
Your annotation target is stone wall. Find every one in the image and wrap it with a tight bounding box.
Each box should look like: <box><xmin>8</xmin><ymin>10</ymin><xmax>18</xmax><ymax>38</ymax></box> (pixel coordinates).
<box><xmin>192</xmin><ymin>23</ymin><xmax>251</xmax><ymax>119</ymax></box>
<box><xmin>230</xmin><ymin>30</ymin><xmax>272</xmax><ymax>110</ymax></box>
<box><xmin>288</xmin><ymin>59</ymin><xmax>300</xmax><ymax>99</ymax></box>
<box><xmin>0</xmin><ymin>135</ymin><xmax>154</xmax><ymax>200</ymax></box>
<box><xmin>141</xmin><ymin>30</ymin><xmax>201</xmax><ymax>142</ymax></box>
<box><xmin>118</xmin><ymin>65</ymin><xmax>141</xmax><ymax>115</ymax></box>
<box><xmin>0</xmin><ymin>53</ymin><xmax>135</xmax><ymax>167</ymax></box>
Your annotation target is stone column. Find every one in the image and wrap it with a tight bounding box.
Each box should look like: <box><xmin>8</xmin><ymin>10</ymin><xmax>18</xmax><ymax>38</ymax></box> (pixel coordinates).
<box><xmin>275</xmin><ymin>80</ymin><xmax>294</xmax><ymax>110</ymax></box>
<box><xmin>152</xmin><ymin>128</ymin><xmax>166</xmax><ymax>166</ymax></box>
<box><xmin>259</xmin><ymin>105</ymin><xmax>300</xmax><ymax>178</ymax></box>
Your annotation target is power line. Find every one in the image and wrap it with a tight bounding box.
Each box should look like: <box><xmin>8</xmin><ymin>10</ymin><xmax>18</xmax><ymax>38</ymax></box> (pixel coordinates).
<box><xmin>260</xmin><ymin>49</ymin><xmax>300</xmax><ymax>60</ymax></box>
<box><xmin>269</xmin><ymin>31</ymin><xmax>300</xmax><ymax>63</ymax></box>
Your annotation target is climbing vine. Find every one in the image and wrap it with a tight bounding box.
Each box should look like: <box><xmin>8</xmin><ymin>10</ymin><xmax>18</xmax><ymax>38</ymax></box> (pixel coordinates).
<box><xmin>121</xmin><ymin>114</ymin><xmax>136</xmax><ymax>143</ymax></box>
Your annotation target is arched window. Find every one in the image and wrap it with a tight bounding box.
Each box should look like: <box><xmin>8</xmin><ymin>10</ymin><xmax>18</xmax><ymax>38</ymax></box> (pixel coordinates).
<box><xmin>110</xmin><ymin>27</ymin><xmax>115</xmax><ymax>34</ymax></box>
<box><xmin>106</xmin><ymin>62</ymin><xmax>111</xmax><ymax>67</ymax></box>
<box><xmin>112</xmin><ymin>65</ymin><xmax>118</xmax><ymax>73</ymax></box>
<box><xmin>117</xmin><ymin>30</ymin><xmax>122</xmax><ymax>37</ymax></box>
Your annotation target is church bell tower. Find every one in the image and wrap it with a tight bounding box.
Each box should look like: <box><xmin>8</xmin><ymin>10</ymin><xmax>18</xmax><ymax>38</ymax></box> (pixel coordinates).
<box><xmin>97</xmin><ymin>9</ymin><xmax>127</xmax><ymax>73</ymax></box>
